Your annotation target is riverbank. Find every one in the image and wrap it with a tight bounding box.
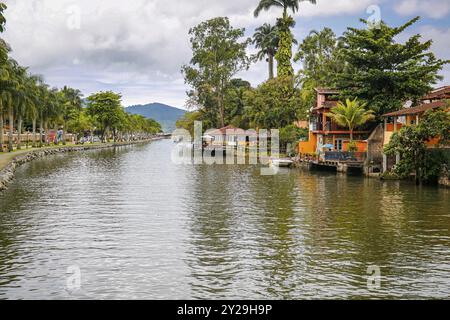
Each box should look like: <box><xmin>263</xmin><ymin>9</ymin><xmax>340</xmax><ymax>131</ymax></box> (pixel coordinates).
<box><xmin>0</xmin><ymin>138</ymin><xmax>163</xmax><ymax>191</ymax></box>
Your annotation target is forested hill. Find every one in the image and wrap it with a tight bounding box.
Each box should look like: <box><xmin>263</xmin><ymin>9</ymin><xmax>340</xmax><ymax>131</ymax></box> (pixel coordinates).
<box><xmin>126</xmin><ymin>103</ymin><xmax>186</xmax><ymax>133</ymax></box>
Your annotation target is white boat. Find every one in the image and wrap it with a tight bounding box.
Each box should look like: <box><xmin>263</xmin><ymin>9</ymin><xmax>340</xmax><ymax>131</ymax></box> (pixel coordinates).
<box><xmin>270</xmin><ymin>158</ymin><xmax>294</xmax><ymax>168</ymax></box>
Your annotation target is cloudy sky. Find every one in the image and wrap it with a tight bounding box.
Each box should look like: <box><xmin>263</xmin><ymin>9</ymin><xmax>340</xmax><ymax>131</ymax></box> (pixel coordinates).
<box><xmin>2</xmin><ymin>0</ymin><xmax>450</xmax><ymax>108</ymax></box>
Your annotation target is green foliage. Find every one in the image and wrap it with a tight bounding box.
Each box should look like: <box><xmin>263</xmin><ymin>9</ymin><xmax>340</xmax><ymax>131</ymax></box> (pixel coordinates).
<box><xmin>279</xmin><ymin>124</ymin><xmax>307</xmax><ymax>153</ymax></box>
<box><xmin>253</xmin><ymin>1</ymin><xmax>317</xmax><ymax>79</ymax></box>
<box><xmin>295</xmin><ymin>28</ymin><xmax>344</xmax><ymax>87</ymax></box>
<box><xmin>336</xmin><ymin>17</ymin><xmax>449</xmax><ymax>117</ymax></box>
<box><xmin>326</xmin><ymin>98</ymin><xmax>375</xmax><ymax>140</ymax></box>
<box><xmin>175</xmin><ymin>111</ymin><xmax>204</xmax><ymax>135</ymax></box>
<box><xmin>224</xmin><ymin>78</ymin><xmax>251</xmax><ymax>128</ymax></box>
<box><xmin>0</xmin><ymin>2</ymin><xmax>6</xmax><ymax>33</ymax></box>
<box><xmin>253</xmin><ymin>0</ymin><xmax>317</xmax><ymax>18</ymax></box>
<box><xmin>253</xmin><ymin>23</ymin><xmax>279</xmax><ymax>79</ymax></box>
<box><xmin>244</xmin><ymin>76</ymin><xmax>305</xmax><ymax>129</ymax></box>
<box><xmin>275</xmin><ymin>19</ymin><xmax>294</xmax><ymax>78</ymax></box>
<box><xmin>384</xmin><ymin>109</ymin><xmax>450</xmax><ymax>183</ymax></box>
<box><xmin>86</xmin><ymin>91</ymin><xmax>123</xmax><ymax>141</ymax></box>
<box><xmin>347</xmin><ymin>140</ymin><xmax>358</xmax><ymax>152</ymax></box>
<box><xmin>182</xmin><ymin>17</ymin><xmax>251</xmax><ymax>128</ymax></box>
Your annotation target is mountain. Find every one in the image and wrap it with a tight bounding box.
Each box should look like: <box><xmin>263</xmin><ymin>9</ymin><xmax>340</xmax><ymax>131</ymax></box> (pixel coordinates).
<box><xmin>126</xmin><ymin>103</ymin><xmax>186</xmax><ymax>133</ymax></box>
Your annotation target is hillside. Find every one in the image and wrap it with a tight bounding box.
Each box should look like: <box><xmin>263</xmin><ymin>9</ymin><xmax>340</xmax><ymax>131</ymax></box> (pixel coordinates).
<box><xmin>126</xmin><ymin>103</ymin><xmax>186</xmax><ymax>133</ymax></box>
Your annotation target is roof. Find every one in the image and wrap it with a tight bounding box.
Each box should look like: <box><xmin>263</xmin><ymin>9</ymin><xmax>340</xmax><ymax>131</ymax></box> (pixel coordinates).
<box><xmin>382</xmin><ymin>101</ymin><xmax>447</xmax><ymax>117</ymax></box>
<box><xmin>207</xmin><ymin>125</ymin><xmax>251</xmax><ymax>136</ymax></box>
<box><xmin>421</xmin><ymin>86</ymin><xmax>450</xmax><ymax>101</ymax></box>
<box><xmin>314</xmin><ymin>88</ymin><xmax>339</xmax><ymax>95</ymax></box>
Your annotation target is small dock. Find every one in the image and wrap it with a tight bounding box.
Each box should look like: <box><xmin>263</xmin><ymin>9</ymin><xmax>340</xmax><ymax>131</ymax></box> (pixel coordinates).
<box><xmin>298</xmin><ymin>151</ymin><xmax>366</xmax><ymax>174</ymax></box>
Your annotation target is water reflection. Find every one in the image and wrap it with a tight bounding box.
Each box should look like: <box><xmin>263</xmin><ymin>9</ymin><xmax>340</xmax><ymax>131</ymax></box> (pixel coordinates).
<box><xmin>0</xmin><ymin>140</ymin><xmax>449</xmax><ymax>299</ymax></box>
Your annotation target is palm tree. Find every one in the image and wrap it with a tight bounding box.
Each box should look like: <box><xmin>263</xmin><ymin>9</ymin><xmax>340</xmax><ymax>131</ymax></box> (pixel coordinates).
<box><xmin>254</xmin><ymin>0</ymin><xmax>317</xmax><ymax>77</ymax></box>
<box><xmin>253</xmin><ymin>24</ymin><xmax>279</xmax><ymax>80</ymax></box>
<box><xmin>12</xmin><ymin>65</ymin><xmax>30</xmax><ymax>150</ymax></box>
<box><xmin>61</xmin><ymin>86</ymin><xmax>83</xmax><ymax>145</ymax></box>
<box><xmin>254</xmin><ymin>0</ymin><xmax>316</xmax><ymax>18</ymax></box>
<box><xmin>0</xmin><ymin>2</ymin><xmax>6</xmax><ymax>33</ymax></box>
<box><xmin>326</xmin><ymin>98</ymin><xmax>375</xmax><ymax>141</ymax></box>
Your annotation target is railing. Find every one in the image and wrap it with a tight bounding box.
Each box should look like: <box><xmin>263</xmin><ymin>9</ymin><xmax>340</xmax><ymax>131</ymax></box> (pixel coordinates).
<box><xmin>324</xmin><ymin>151</ymin><xmax>366</xmax><ymax>162</ymax></box>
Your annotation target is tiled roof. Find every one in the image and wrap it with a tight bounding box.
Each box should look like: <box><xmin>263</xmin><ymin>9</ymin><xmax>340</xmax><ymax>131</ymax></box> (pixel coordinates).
<box><xmin>421</xmin><ymin>86</ymin><xmax>450</xmax><ymax>101</ymax></box>
<box><xmin>382</xmin><ymin>101</ymin><xmax>447</xmax><ymax>117</ymax></box>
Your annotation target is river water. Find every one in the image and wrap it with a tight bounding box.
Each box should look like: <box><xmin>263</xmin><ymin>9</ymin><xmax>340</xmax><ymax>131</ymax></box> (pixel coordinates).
<box><xmin>0</xmin><ymin>139</ymin><xmax>449</xmax><ymax>299</ymax></box>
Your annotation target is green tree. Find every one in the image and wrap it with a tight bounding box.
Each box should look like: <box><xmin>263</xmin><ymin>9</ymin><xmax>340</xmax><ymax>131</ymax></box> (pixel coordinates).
<box><xmin>337</xmin><ymin>17</ymin><xmax>449</xmax><ymax>117</ymax></box>
<box><xmin>280</xmin><ymin>124</ymin><xmax>307</xmax><ymax>154</ymax></box>
<box><xmin>224</xmin><ymin>78</ymin><xmax>252</xmax><ymax>128</ymax></box>
<box><xmin>254</xmin><ymin>0</ymin><xmax>317</xmax><ymax>77</ymax></box>
<box><xmin>0</xmin><ymin>2</ymin><xmax>6</xmax><ymax>33</ymax></box>
<box><xmin>295</xmin><ymin>28</ymin><xmax>344</xmax><ymax>86</ymax></box>
<box><xmin>244</xmin><ymin>76</ymin><xmax>305</xmax><ymax>129</ymax></box>
<box><xmin>384</xmin><ymin>108</ymin><xmax>450</xmax><ymax>183</ymax></box>
<box><xmin>253</xmin><ymin>23</ymin><xmax>279</xmax><ymax>80</ymax></box>
<box><xmin>176</xmin><ymin>111</ymin><xmax>204</xmax><ymax>136</ymax></box>
<box><xmin>61</xmin><ymin>86</ymin><xmax>83</xmax><ymax>144</ymax></box>
<box><xmin>326</xmin><ymin>98</ymin><xmax>375</xmax><ymax>141</ymax></box>
<box><xmin>86</xmin><ymin>91</ymin><xmax>123</xmax><ymax>142</ymax></box>
<box><xmin>182</xmin><ymin>17</ymin><xmax>251</xmax><ymax>128</ymax></box>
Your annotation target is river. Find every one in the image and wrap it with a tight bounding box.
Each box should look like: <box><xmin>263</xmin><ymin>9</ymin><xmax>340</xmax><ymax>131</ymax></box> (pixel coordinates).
<box><xmin>0</xmin><ymin>139</ymin><xmax>449</xmax><ymax>299</ymax></box>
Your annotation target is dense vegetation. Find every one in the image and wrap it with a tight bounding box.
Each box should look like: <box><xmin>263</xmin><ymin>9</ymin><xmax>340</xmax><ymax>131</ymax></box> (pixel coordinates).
<box><xmin>385</xmin><ymin>108</ymin><xmax>450</xmax><ymax>183</ymax></box>
<box><xmin>0</xmin><ymin>3</ymin><xmax>161</xmax><ymax>152</ymax></box>
<box><xmin>180</xmin><ymin>1</ymin><xmax>448</xmax><ymax>151</ymax></box>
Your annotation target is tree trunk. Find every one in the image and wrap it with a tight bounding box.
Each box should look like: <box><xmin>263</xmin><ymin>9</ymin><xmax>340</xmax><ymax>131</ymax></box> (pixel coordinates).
<box><xmin>17</xmin><ymin>116</ymin><xmax>23</xmax><ymax>150</ymax></box>
<box><xmin>8</xmin><ymin>105</ymin><xmax>14</xmax><ymax>152</ymax></box>
<box><xmin>350</xmin><ymin>129</ymin><xmax>354</xmax><ymax>141</ymax></box>
<box><xmin>39</xmin><ymin>118</ymin><xmax>44</xmax><ymax>147</ymax></box>
<box><xmin>44</xmin><ymin>120</ymin><xmax>49</xmax><ymax>145</ymax></box>
<box><xmin>0</xmin><ymin>112</ymin><xmax>3</xmax><ymax>152</ymax></box>
<box><xmin>32</xmin><ymin>118</ymin><xmax>37</xmax><ymax>147</ymax></box>
<box><xmin>62</xmin><ymin>121</ymin><xmax>67</xmax><ymax>145</ymax></box>
<box><xmin>268</xmin><ymin>54</ymin><xmax>274</xmax><ymax>80</ymax></box>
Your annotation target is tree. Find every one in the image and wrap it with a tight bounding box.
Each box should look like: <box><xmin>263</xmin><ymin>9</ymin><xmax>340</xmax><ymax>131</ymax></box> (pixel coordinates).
<box><xmin>253</xmin><ymin>23</ymin><xmax>279</xmax><ymax>80</ymax></box>
<box><xmin>295</xmin><ymin>28</ymin><xmax>344</xmax><ymax>87</ymax></box>
<box><xmin>182</xmin><ymin>17</ymin><xmax>251</xmax><ymax>128</ymax></box>
<box><xmin>0</xmin><ymin>2</ymin><xmax>6</xmax><ymax>33</ymax></box>
<box><xmin>175</xmin><ymin>111</ymin><xmax>204</xmax><ymax>135</ymax></box>
<box><xmin>384</xmin><ymin>108</ymin><xmax>450</xmax><ymax>183</ymax></box>
<box><xmin>326</xmin><ymin>98</ymin><xmax>375</xmax><ymax>141</ymax></box>
<box><xmin>280</xmin><ymin>124</ymin><xmax>307</xmax><ymax>154</ymax></box>
<box><xmin>254</xmin><ymin>0</ymin><xmax>317</xmax><ymax>78</ymax></box>
<box><xmin>61</xmin><ymin>86</ymin><xmax>83</xmax><ymax>144</ymax></box>
<box><xmin>244</xmin><ymin>76</ymin><xmax>305</xmax><ymax>129</ymax></box>
<box><xmin>224</xmin><ymin>78</ymin><xmax>252</xmax><ymax>128</ymax></box>
<box><xmin>336</xmin><ymin>17</ymin><xmax>449</xmax><ymax>117</ymax></box>
<box><xmin>86</xmin><ymin>91</ymin><xmax>123</xmax><ymax>142</ymax></box>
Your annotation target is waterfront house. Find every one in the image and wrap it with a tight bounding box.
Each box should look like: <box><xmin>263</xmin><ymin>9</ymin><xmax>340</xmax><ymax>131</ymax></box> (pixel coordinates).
<box><xmin>299</xmin><ymin>88</ymin><xmax>372</xmax><ymax>155</ymax></box>
<box><xmin>206</xmin><ymin>125</ymin><xmax>253</xmax><ymax>148</ymax></box>
<box><xmin>381</xmin><ymin>86</ymin><xmax>450</xmax><ymax>172</ymax></box>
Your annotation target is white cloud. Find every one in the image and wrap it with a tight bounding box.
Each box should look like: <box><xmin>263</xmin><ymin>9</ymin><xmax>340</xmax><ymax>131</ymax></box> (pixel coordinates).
<box><xmin>416</xmin><ymin>25</ymin><xmax>450</xmax><ymax>86</ymax></box>
<box><xmin>0</xmin><ymin>0</ymin><xmax>395</xmax><ymax>107</ymax></box>
<box><xmin>394</xmin><ymin>0</ymin><xmax>450</xmax><ymax>19</ymax></box>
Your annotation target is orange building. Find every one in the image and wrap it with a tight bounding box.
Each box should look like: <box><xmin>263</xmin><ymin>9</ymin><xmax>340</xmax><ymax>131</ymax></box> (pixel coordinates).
<box><xmin>299</xmin><ymin>88</ymin><xmax>371</xmax><ymax>155</ymax></box>
<box><xmin>381</xmin><ymin>86</ymin><xmax>449</xmax><ymax>172</ymax></box>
